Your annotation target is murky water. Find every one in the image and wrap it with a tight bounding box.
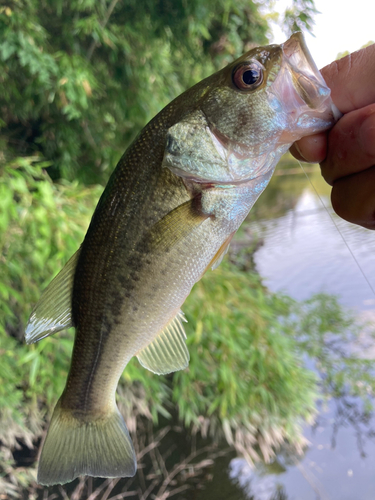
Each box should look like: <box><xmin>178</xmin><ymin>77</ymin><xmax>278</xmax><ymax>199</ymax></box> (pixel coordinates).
<box><xmin>225</xmin><ymin>163</ymin><xmax>375</xmax><ymax>500</ymax></box>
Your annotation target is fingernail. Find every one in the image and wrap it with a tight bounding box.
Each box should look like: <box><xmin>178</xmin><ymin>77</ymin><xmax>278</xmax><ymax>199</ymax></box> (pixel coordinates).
<box><xmin>294</xmin><ymin>142</ymin><xmax>307</xmax><ymax>161</ymax></box>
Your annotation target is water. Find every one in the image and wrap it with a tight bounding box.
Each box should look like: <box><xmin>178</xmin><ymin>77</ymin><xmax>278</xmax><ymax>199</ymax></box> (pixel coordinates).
<box><xmin>253</xmin><ymin>189</ymin><xmax>375</xmax><ymax>312</ymax></box>
<box><xmin>227</xmin><ymin>163</ymin><xmax>375</xmax><ymax>500</ymax></box>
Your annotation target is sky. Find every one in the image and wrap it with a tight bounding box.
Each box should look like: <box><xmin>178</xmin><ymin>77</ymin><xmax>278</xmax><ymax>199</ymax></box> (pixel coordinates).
<box><xmin>268</xmin><ymin>0</ymin><xmax>375</xmax><ymax>69</ymax></box>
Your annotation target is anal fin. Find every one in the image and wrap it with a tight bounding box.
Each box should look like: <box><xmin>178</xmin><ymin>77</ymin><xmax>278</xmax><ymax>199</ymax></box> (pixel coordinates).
<box><xmin>137</xmin><ymin>311</ymin><xmax>189</xmax><ymax>375</ymax></box>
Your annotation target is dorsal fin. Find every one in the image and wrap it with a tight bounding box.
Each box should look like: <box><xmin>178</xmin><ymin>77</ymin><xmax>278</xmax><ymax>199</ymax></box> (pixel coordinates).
<box><xmin>136</xmin><ymin>311</ymin><xmax>189</xmax><ymax>375</ymax></box>
<box><xmin>25</xmin><ymin>249</ymin><xmax>80</xmax><ymax>344</ymax></box>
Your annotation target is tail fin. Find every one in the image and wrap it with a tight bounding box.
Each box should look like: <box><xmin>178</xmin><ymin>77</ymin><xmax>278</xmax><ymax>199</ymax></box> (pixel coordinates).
<box><xmin>37</xmin><ymin>400</ymin><xmax>137</xmax><ymax>486</ymax></box>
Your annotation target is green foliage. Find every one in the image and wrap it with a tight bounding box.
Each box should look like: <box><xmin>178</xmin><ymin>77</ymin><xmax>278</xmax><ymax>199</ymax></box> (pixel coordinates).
<box><xmin>0</xmin><ymin>0</ymin><xmax>318</xmax><ymax>185</ymax></box>
<box><xmin>0</xmin><ymin>0</ymin><xmax>270</xmax><ymax>184</ymax></box>
<box><xmin>293</xmin><ymin>294</ymin><xmax>375</xmax><ymax>412</ymax></box>
<box><xmin>282</xmin><ymin>0</ymin><xmax>318</xmax><ymax>35</ymax></box>
<box><xmin>0</xmin><ymin>156</ymin><xmax>101</xmax><ymax>338</ymax></box>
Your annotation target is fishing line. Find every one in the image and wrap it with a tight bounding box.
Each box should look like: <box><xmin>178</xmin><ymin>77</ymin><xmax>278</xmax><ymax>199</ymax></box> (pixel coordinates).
<box><xmin>297</xmin><ymin>159</ymin><xmax>375</xmax><ymax>298</ymax></box>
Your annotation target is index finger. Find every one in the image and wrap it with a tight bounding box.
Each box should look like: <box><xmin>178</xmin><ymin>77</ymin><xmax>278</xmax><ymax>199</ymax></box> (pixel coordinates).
<box><xmin>321</xmin><ymin>43</ymin><xmax>375</xmax><ymax>113</ymax></box>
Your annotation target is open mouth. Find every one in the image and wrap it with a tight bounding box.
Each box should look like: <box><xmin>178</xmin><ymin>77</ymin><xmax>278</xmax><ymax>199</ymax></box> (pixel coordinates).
<box><xmin>267</xmin><ymin>32</ymin><xmax>341</xmax><ymax>142</ymax></box>
<box><xmin>282</xmin><ymin>32</ymin><xmax>331</xmax><ymax>109</ymax></box>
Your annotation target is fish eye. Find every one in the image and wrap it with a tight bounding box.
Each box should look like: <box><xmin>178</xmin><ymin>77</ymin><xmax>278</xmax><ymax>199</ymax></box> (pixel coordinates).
<box><xmin>232</xmin><ymin>61</ymin><xmax>264</xmax><ymax>91</ymax></box>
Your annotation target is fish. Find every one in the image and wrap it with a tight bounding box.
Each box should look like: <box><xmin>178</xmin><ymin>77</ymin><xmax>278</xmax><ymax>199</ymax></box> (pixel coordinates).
<box><xmin>25</xmin><ymin>32</ymin><xmax>339</xmax><ymax>486</ymax></box>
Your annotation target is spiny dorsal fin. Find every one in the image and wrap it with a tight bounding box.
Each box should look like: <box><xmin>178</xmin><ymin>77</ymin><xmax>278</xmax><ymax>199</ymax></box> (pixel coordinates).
<box><xmin>25</xmin><ymin>249</ymin><xmax>80</xmax><ymax>344</ymax></box>
<box><xmin>137</xmin><ymin>311</ymin><xmax>189</xmax><ymax>375</ymax></box>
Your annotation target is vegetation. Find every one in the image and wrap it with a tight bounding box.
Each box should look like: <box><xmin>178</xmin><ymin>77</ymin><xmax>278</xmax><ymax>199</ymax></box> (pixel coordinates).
<box><xmin>0</xmin><ymin>0</ymin><xmax>318</xmax><ymax>184</ymax></box>
<box><xmin>0</xmin><ymin>0</ymin><xmax>268</xmax><ymax>184</ymax></box>
<box><xmin>2</xmin><ymin>1</ymin><xmax>375</xmax><ymax>498</ymax></box>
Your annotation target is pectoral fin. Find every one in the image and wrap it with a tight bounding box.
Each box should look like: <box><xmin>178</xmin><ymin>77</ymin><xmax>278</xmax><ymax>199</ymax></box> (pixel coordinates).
<box><xmin>136</xmin><ymin>311</ymin><xmax>189</xmax><ymax>375</ymax></box>
<box><xmin>209</xmin><ymin>232</ymin><xmax>234</xmax><ymax>271</ymax></box>
<box><xmin>148</xmin><ymin>197</ymin><xmax>208</xmax><ymax>251</ymax></box>
<box><xmin>25</xmin><ymin>250</ymin><xmax>80</xmax><ymax>344</ymax></box>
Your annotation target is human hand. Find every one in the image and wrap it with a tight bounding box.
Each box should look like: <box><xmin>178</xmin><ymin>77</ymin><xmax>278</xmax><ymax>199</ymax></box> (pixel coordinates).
<box><xmin>290</xmin><ymin>43</ymin><xmax>375</xmax><ymax>229</ymax></box>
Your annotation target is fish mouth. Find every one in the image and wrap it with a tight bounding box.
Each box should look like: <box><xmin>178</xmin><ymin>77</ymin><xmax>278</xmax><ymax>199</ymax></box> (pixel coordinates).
<box><xmin>282</xmin><ymin>32</ymin><xmax>330</xmax><ymax>109</ymax></box>
<box><xmin>269</xmin><ymin>32</ymin><xmax>341</xmax><ymax>142</ymax></box>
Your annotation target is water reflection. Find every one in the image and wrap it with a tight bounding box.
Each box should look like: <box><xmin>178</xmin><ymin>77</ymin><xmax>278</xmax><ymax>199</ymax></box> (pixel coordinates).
<box><xmin>229</xmin><ymin>395</ymin><xmax>375</xmax><ymax>500</ymax></box>
<box><xmin>251</xmin><ymin>175</ymin><xmax>375</xmax><ymax>311</ymax></box>
<box><xmin>229</xmin><ymin>458</ymin><xmax>288</xmax><ymax>500</ymax></box>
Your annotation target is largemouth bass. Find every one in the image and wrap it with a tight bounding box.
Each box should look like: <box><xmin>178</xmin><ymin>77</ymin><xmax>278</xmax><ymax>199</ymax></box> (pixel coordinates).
<box><xmin>26</xmin><ymin>33</ymin><xmax>339</xmax><ymax>486</ymax></box>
